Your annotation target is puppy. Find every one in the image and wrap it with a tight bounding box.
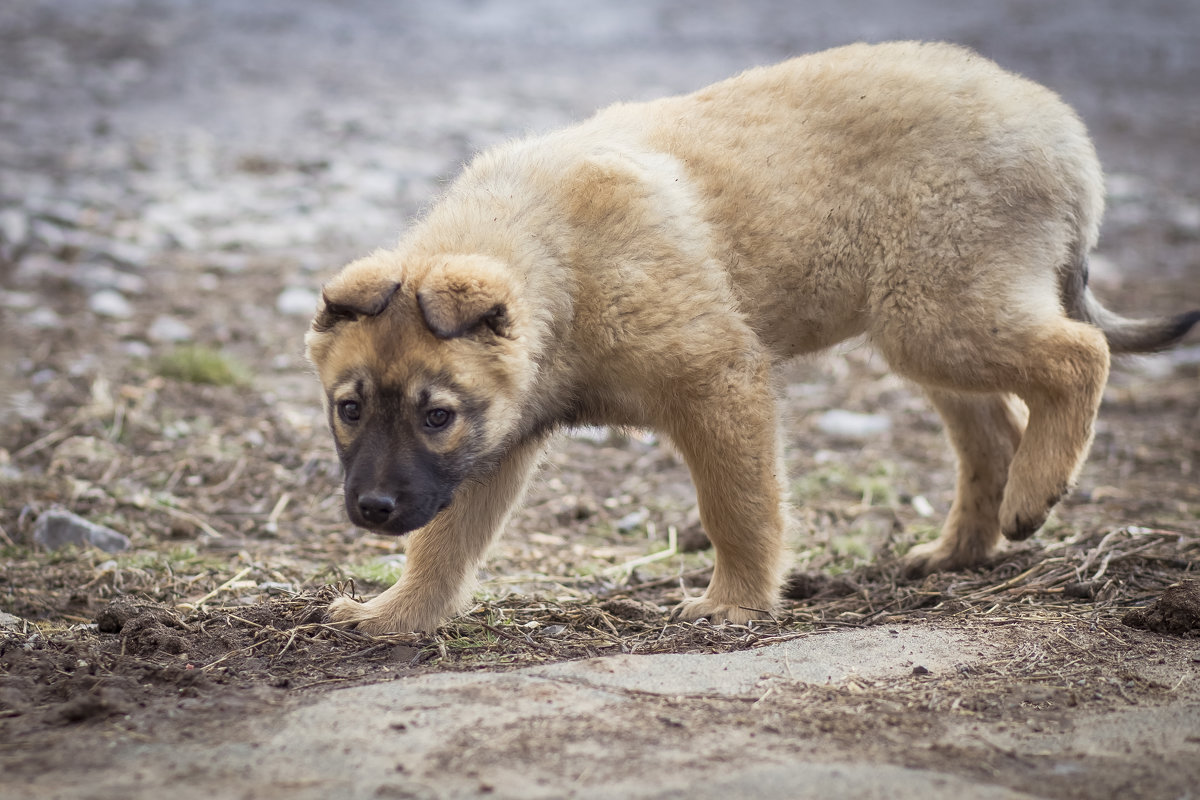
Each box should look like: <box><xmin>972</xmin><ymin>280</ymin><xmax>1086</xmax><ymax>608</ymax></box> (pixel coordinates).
<box><xmin>307</xmin><ymin>41</ymin><xmax>1199</xmax><ymax>633</ymax></box>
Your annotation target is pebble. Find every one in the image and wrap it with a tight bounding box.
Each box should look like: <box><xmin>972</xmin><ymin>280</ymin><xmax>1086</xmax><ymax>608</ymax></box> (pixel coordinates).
<box><xmin>0</xmin><ymin>290</ymin><xmax>37</xmax><ymax>309</ymax></box>
<box><xmin>73</xmin><ymin>262</ymin><xmax>147</xmax><ymax>295</ymax></box>
<box><xmin>25</xmin><ymin>307</ymin><xmax>63</xmax><ymax>329</ymax></box>
<box><xmin>29</xmin><ymin>368</ymin><xmax>58</xmax><ymax>386</ymax></box>
<box><xmin>11</xmin><ymin>253</ymin><xmax>66</xmax><ymax>286</ymax></box>
<box><xmin>910</xmin><ymin>495</ymin><xmax>936</xmax><ymax>518</ymax></box>
<box><xmin>0</xmin><ymin>208</ymin><xmax>30</xmax><ymax>252</ymax></box>
<box><xmin>1170</xmin><ymin>201</ymin><xmax>1200</xmax><ymax>238</ymax></box>
<box><xmin>616</xmin><ymin>508</ymin><xmax>651</xmax><ymax>532</ymax></box>
<box><xmin>89</xmin><ymin>289</ymin><xmax>133</xmax><ymax>318</ymax></box>
<box><xmin>147</xmin><ymin>314</ymin><xmax>193</xmax><ymax>342</ymax></box>
<box><xmin>9</xmin><ymin>390</ymin><xmax>48</xmax><ymax>423</ymax></box>
<box><xmin>815</xmin><ymin>409</ymin><xmax>892</xmax><ymax>439</ymax></box>
<box><xmin>276</xmin><ymin>286</ymin><xmax>319</xmax><ymax>316</ymax></box>
<box><xmin>122</xmin><ymin>340</ymin><xmax>153</xmax><ymax>359</ymax></box>
<box><xmin>32</xmin><ymin>508</ymin><xmax>131</xmax><ymax>554</ymax></box>
<box><xmin>1105</xmin><ymin>173</ymin><xmax>1148</xmax><ymax>203</ymax></box>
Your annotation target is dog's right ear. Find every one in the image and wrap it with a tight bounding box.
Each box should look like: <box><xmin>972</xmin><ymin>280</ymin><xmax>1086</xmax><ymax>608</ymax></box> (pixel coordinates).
<box><xmin>312</xmin><ymin>282</ymin><xmax>400</xmax><ymax>332</ymax></box>
<box><xmin>311</xmin><ymin>257</ymin><xmax>402</xmax><ymax>332</ymax></box>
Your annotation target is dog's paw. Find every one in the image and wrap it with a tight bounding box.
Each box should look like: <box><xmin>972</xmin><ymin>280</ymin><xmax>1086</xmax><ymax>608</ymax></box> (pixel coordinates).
<box><xmin>1000</xmin><ymin>484</ymin><xmax>1066</xmax><ymax>542</ymax></box>
<box><xmin>900</xmin><ymin>541</ymin><xmax>946</xmax><ymax>579</ymax></box>
<box><xmin>327</xmin><ymin>596</ymin><xmax>421</xmax><ymax>636</ymax></box>
<box><xmin>901</xmin><ymin>537</ymin><xmax>997</xmax><ymax>578</ymax></box>
<box><xmin>901</xmin><ymin>540</ymin><xmax>966</xmax><ymax>578</ymax></box>
<box><xmin>1000</xmin><ymin>509</ymin><xmax>1048</xmax><ymax>542</ymax></box>
<box><xmin>670</xmin><ymin>595</ymin><xmax>772</xmax><ymax>626</ymax></box>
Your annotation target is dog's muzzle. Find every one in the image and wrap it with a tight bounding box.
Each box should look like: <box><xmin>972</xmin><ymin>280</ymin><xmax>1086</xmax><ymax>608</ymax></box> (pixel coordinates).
<box><xmin>346</xmin><ymin>488</ymin><xmax>452</xmax><ymax>535</ymax></box>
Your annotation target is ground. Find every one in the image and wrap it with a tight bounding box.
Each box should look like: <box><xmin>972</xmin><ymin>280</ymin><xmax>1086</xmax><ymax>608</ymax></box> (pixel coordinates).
<box><xmin>1</xmin><ymin>2</ymin><xmax>1198</xmax><ymax>798</ymax></box>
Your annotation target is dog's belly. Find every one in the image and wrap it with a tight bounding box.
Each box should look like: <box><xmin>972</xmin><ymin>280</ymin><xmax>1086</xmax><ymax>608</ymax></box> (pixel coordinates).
<box><xmin>746</xmin><ymin>286</ymin><xmax>870</xmax><ymax>358</ymax></box>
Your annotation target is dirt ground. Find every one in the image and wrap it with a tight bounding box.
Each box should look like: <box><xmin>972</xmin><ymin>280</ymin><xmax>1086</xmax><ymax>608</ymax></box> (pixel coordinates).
<box><xmin>1</xmin><ymin>2</ymin><xmax>1199</xmax><ymax>798</ymax></box>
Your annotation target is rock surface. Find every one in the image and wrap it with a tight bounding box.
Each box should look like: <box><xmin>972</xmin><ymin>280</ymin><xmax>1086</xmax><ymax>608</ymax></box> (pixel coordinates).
<box><xmin>32</xmin><ymin>508</ymin><xmax>131</xmax><ymax>553</ymax></box>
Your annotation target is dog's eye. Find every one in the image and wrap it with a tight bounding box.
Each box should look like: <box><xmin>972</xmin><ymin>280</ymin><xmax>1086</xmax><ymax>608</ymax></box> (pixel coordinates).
<box><xmin>424</xmin><ymin>408</ymin><xmax>453</xmax><ymax>430</ymax></box>
<box><xmin>337</xmin><ymin>400</ymin><xmax>362</xmax><ymax>424</ymax></box>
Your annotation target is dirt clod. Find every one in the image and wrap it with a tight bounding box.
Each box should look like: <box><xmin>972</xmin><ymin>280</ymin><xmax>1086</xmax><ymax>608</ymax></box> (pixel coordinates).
<box><xmin>121</xmin><ymin>614</ymin><xmax>187</xmax><ymax>655</ymax></box>
<box><xmin>675</xmin><ymin>524</ymin><xmax>712</xmax><ymax>553</ymax></box>
<box><xmin>782</xmin><ymin>571</ymin><xmax>859</xmax><ymax>601</ymax></box>
<box><xmin>1063</xmin><ymin>581</ymin><xmax>1098</xmax><ymax>599</ymax></box>
<box><xmin>51</xmin><ymin>688</ymin><xmax>130</xmax><ymax>726</ymax></box>
<box><xmin>1122</xmin><ymin>581</ymin><xmax>1200</xmax><ymax>636</ymax></box>
<box><xmin>94</xmin><ymin>595</ymin><xmax>179</xmax><ymax>634</ymax></box>
<box><xmin>599</xmin><ymin>597</ymin><xmax>663</xmax><ymax>622</ymax></box>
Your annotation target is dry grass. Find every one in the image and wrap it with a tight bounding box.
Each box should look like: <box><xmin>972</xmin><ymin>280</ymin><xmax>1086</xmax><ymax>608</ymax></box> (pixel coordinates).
<box><xmin>290</xmin><ymin>523</ymin><xmax>1198</xmax><ymax>673</ymax></box>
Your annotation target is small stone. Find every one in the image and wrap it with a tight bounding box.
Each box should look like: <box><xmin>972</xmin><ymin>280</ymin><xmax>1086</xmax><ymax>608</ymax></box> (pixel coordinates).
<box><xmin>146</xmin><ymin>314</ymin><xmax>192</xmax><ymax>343</ymax></box>
<box><xmin>815</xmin><ymin>409</ymin><xmax>892</xmax><ymax>439</ymax></box>
<box><xmin>0</xmin><ymin>290</ymin><xmax>36</xmax><ymax>309</ymax></box>
<box><xmin>276</xmin><ymin>286</ymin><xmax>319</xmax><ymax>316</ymax></box>
<box><xmin>122</xmin><ymin>340</ymin><xmax>153</xmax><ymax>359</ymax></box>
<box><xmin>1170</xmin><ymin>201</ymin><xmax>1200</xmax><ymax>238</ymax></box>
<box><xmin>73</xmin><ymin>262</ymin><xmax>147</xmax><ymax>295</ymax></box>
<box><xmin>10</xmin><ymin>390</ymin><xmax>47</xmax><ymax>423</ymax></box>
<box><xmin>29</xmin><ymin>368</ymin><xmax>57</xmax><ymax>386</ymax></box>
<box><xmin>89</xmin><ymin>289</ymin><xmax>133</xmax><ymax>318</ymax></box>
<box><xmin>0</xmin><ymin>611</ymin><xmax>24</xmax><ymax>631</ymax></box>
<box><xmin>0</xmin><ymin>207</ymin><xmax>30</xmax><ymax>251</ymax></box>
<box><xmin>910</xmin><ymin>495</ymin><xmax>935</xmax><ymax>518</ymax></box>
<box><xmin>1105</xmin><ymin>173</ymin><xmax>1147</xmax><ymax>203</ymax></box>
<box><xmin>24</xmin><ymin>307</ymin><xmax>62</xmax><ymax>329</ymax></box>
<box><xmin>616</xmin><ymin>508</ymin><xmax>650</xmax><ymax>532</ymax></box>
<box><xmin>32</xmin><ymin>508</ymin><xmax>131</xmax><ymax>554</ymax></box>
<box><xmin>12</xmin><ymin>253</ymin><xmax>67</xmax><ymax>286</ymax></box>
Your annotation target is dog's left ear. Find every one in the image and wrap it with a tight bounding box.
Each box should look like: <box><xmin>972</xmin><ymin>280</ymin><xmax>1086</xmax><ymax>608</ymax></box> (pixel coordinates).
<box><xmin>417</xmin><ymin>255</ymin><xmax>516</xmax><ymax>340</ymax></box>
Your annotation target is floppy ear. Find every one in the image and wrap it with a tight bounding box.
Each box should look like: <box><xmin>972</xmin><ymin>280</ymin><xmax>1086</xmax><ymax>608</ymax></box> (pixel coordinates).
<box><xmin>311</xmin><ymin>258</ymin><xmax>402</xmax><ymax>332</ymax></box>
<box><xmin>416</xmin><ymin>255</ymin><xmax>516</xmax><ymax>340</ymax></box>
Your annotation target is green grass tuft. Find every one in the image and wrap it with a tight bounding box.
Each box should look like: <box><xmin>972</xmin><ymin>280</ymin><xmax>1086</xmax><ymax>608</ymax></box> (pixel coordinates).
<box><xmin>344</xmin><ymin>557</ymin><xmax>406</xmax><ymax>587</ymax></box>
<box><xmin>156</xmin><ymin>345</ymin><xmax>251</xmax><ymax>387</ymax></box>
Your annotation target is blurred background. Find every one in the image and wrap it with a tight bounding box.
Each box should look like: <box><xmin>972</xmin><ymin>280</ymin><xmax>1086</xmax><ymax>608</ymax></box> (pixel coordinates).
<box><xmin>2</xmin><ymin>0</ymin><xmax>1199</xmax><ymax>276</ymax></box>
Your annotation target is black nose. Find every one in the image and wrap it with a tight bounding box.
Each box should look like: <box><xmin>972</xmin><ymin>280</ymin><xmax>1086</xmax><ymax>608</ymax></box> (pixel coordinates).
<box><xmin>357</xmin><ymin>492</ymin><xmax>396</xmax><ymax>526</ymax></box>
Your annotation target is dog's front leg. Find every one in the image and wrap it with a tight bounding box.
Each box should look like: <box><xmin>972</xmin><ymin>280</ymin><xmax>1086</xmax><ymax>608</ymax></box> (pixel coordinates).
<box><xmin>663</xmin><ymin>353</ymin><xmax>788</xmax><ymax>625</ymax></box>
<box><xmin>328</xmin><ymin>435</ymin><xmax>548</xmax><ymax>634</ymax></box>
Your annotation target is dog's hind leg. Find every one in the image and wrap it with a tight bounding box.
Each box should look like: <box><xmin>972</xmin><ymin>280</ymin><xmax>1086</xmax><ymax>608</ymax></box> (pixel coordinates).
<box><xmin>996</xmin><ymin>320</ymin><xmax>1110</xmax><ymax>540</ymax></box>
<box><xmin>880</xmin><ymin>313</ymin><xmax>1109</xmax><ymax>555</ymax></box>
<box><xmin>328</xmin><ymin>434</ymin><xmax>548</xmax><ymax>634</ymax></box>
<box><xmin>903</xmin><ymin>390</ymin><xmax>1027</xmax><ymax>576</ymax></box>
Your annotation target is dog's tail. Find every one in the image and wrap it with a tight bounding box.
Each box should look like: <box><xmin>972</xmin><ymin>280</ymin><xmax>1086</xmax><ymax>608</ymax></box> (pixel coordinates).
<box><xmin>1062</xmin><ymin>258</ymin><xmax>1200</xmax><ymax>354</ymax></box>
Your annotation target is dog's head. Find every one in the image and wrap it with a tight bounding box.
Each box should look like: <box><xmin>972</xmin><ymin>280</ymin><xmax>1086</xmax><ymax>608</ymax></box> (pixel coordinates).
<box><xmin>305</xmin><ymin>250</ymin><xmax>533</xmax><ymax>535</ymax></box>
